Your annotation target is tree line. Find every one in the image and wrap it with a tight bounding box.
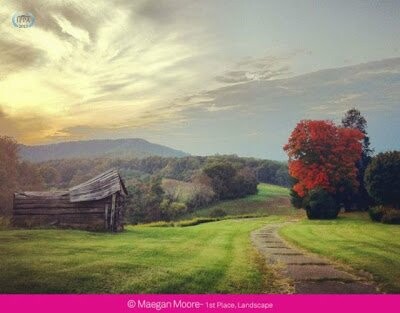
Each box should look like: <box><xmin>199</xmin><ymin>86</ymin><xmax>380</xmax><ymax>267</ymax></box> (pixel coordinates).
<box><xmin>0</xmin><ymin>138</ymin><xmax>290</xmax><ymax>219</ymax></box>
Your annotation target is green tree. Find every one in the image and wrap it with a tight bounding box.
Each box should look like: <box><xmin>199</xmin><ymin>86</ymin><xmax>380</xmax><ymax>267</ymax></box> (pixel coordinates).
<box><xmin>341</xmin><ymin>108</ymin><xmax>374</xmax><ymax>210</ymax></box>
<box><xmin>365</xmin><ymin>151</ymin><xmax>400</xmax><ymax>209</ymax></box>
<box><xmin>203</xmin><ymin>162</ymin><xmax>237</xmax><ymax>200</ymax></box>
<box><xmin>0</xmin><ymin>136</ymin><xmax>18</xmax><ymax>214</ymax></box>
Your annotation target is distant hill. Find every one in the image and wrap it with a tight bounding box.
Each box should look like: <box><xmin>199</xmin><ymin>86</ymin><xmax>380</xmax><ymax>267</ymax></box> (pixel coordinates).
<box><xmin>19</xmin><ymin>138</ymin><xmax>189</xmax><ymax>162</ymax></box>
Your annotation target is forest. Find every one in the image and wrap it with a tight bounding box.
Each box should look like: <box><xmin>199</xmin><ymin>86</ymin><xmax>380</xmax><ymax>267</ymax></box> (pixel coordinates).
<box><xmin>0</xmin><ymin>138</ymin><xmax>289</xmax><ymax>223</ymax></box>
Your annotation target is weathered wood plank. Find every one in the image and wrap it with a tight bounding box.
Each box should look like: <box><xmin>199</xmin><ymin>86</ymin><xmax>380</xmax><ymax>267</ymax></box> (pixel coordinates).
<box><xmin>14</xmin><ymin>208</ymin><xmax>104</xmax><ymax>215</ymax></box>
<box><xmin>14</xmin><ymin>193</ymin><xmax>70</xmax><ymax>200</ymax></box>
<box><xmin>105</xmin><ymin>203</ymin><xmax>109</xmax><ymax>230</ymax></box>
<box><xmin>14</xmin><ymin>201</ymin><xmax>105</xmax><ymax>209</ymax></box>
<box><xmin>12</xmin><ymin>215</ymin><xmax>104</xmax><ymax>223</ymax></box>
<box><xmin>12</xmin><ymin>215</ymin><xmax>105</xmax><ymax>230</ymax></box>
<box><xmin>110</xmin><ymin>194</ymin><xmax>116</xmax><ymax>231</ymax></box>
<box><xmin>69</xmin><ymin>169</ymin><xmax>126</xmax><ymax>202</ymax></box>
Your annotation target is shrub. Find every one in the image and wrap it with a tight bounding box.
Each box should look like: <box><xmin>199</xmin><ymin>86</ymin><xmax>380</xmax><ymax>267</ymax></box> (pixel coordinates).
<box><xmin>381</xmin><ymin>209</ymin><xmax>400</xmax><ymax>225</ymax></box>
<box><xmin>210</xmin><ymin>208</ymin><xmax>227</xmax><ymax>218</ymax></box>
<box><xmin>365</xmin><ymin>151</ymin><xmax>400</xmax><ymax>208</ymax></box>
<box><xmin>159</xmin><ymin>199</ymin><xmax>188</xmax><ymax>221</ymax></box>
<box><xmin>145</xmin><ymin>221</ymin><xmax>175</xmax><ymax>227</ymax></box>
<box><xmin>304</xmin><ymin>188</ymin><xmax>340</xmax><ymax>220</ymax></box>
<box><xmin>290</xmin><ymin>188</ymin><xmax>303</xmax><ymax>209</ymax></box>
<box><xmin>176</xmin><ymin>218</ymin><xmax>218</xmax><ymax>227</ymax></box>
<box><xmin>369</xmin><ymin>206</ymin><xmax>386</xmax><ymax>222</ymax></box>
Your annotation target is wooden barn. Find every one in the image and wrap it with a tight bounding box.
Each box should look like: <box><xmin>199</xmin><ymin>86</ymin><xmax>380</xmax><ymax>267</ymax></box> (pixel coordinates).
<box><xmin>13</xmin><ymin>169</ymin><xmax>128</xmax><ymax>232</ymax></box>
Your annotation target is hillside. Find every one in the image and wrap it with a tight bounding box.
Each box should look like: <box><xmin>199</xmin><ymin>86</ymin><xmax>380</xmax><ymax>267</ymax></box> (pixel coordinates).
<box><xmin>19</xmin><ymin>138</ymin><xmax>189</xmax><ymax>162</ymax></box>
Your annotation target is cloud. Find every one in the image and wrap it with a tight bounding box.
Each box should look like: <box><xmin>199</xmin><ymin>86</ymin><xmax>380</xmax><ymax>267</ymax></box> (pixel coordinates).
<box><xmin>1</xmin><ymin>1</ymin><xmax>399</xmax><ymax>158</ymax></box>
<box><xmin>0</xmin><ymin>38</ymin><xmax>46</xmax><ymax>78</ymax></box>
<box><xmin>135</xmin><ymin>0</ymin><xmax>183</xmax><ymax>24</ymax></box>
<box><xmin>0</xmin><ymin>0</ymin><xmax>213</xmax><ymax>141</ymax></box>
<box><xmin>153</xmin><ymin>57</ymin><xmax>400</xmax><ymax>158</ymax></box>
<box><xmin>0</xmin><ymin>107</ymin><xmax>50</xmax><ymax>143</ymax></box>
<box><xmin>215</xmin><ymin>55</ymin><xmax>290</xmax><ymax>84</ymax></box>
<box><xmin>11</xmin><ymin>0</ymin><xmax>105</xmax><ymax>43</ymax></box>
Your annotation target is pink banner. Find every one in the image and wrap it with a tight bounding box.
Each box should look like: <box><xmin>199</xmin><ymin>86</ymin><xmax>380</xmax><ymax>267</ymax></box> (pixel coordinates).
<box><xmin>0</xmin><ymin>295</ymin><xmax>398</xmax><ymax>313</ymax></box>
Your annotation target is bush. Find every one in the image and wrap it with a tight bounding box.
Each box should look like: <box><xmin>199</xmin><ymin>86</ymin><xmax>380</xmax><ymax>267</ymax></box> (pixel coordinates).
<box><xmin>290</xmin><ymin>188</ymin><xmax>303</xmax><ymax>209</ymax></box>
<box><xmin>369</xmin><ymin>206</ymin><xmax>386</xmax><ymax>222</ymax></box>
<box><xmin>304</xmin><ymin>188</ymin><xmax>340</xmax><ymax>220</ymax></box>
<box><xmin>210</xmin><ymin>208</ymin><xmax>227</xmax><ymax>218</ymax></box>
<box><xmin>176</xmin><ymin>218</ymin><xmax>219</xmax><ymax>227</ymax></box>
<box><xmin>381</xmin><ymin>209</ymin><xmax>400</xmax><ymax>225</ymax></box>
<box><xmin>145</xmin><ymin>221</ymin><xmax>175</xmax><ymax>227</ymax></box>
<box><xmin>365</xmin><ymin>151</ymin><xmax>400</xmax><ymax>208</ymax></box>
<box><xmin>161</xmin><ymin>201</ymin><xmax>187</xmax><ymax>221</ymax></box>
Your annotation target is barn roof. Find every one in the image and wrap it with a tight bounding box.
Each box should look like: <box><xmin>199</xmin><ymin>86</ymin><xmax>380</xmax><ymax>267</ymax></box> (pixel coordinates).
<box><xmin>14</xmin><ymin>191</ymin><xmax>69</xmax><ymax>200</ymax></box>
<box><xmin>69</xmin><ymin>168</ymin><xmax>128</xmax><ymax>203</ymax></box>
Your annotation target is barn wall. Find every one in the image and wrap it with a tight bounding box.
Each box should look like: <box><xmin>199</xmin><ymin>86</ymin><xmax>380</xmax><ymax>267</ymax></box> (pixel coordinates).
<box><xmin>12</xmin><ymin>195</ymin><xmax>111</xmax><ymax>231</ymax></box>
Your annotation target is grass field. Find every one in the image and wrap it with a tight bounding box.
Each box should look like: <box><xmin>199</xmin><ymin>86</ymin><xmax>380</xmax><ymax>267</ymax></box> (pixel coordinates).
<box><xmin>187</xmin><ymin>184</ymin><xmax>295</xmax><ymax>218</ymax></box>
<box><xmin>280</xmin><ymin>213</ymin><xmax>400</xmax><ymax>293</ymax></box>
<box><xmin>2</xmin><ymin>183</ymin><xmax>400</xmax><ymax>294</ymax></box>
<box><xmin>0</xmin><ymin>216</ymin><xmax>287</xmax><ymax>294</ymax></box>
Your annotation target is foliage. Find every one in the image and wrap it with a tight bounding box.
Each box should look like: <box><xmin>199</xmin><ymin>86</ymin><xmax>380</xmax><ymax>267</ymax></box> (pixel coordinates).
<box><xmin>34</xmin><ymin>155</ymin><xmax>290</xmax><ymax>190</ymax></box>
<box><xmin>365</xmin><ymin>151</ymin><xmax>400</xmax><ymax>208</ymax></box>
<box><xmin>341</xmin><ymin>108</ymin><xmax>374</xmax><ymax>211</ymax></box>
<box><xmin>17</xmin><ymin>161</ymin><xmax>44</xmax><ymax>191</ymax></box>
<box><xmin>369</xmin><ymin>206</ymin><xmax>385</xmax><ymax>222</ymax></box>
<box><xmin>175</xmin><ymin>217</ymin><xmax>220</xmax><ymax>227</ymax></box>
<box><xmin>162</xmin><ymin>178</ymin><xmax>216</xmax><ymax>211</ymax></box>
<box><xmin>369</xmin><ymin>206</ymin><xmax>400</xmax><ymax>224</ymax></box>
<box><xmin>303</xmin><ymin>188</ymin><xmax>340</xmax><ymax>220</ymax></box>
<box><xmin>0</xmin><ymin>136</ymin><xmax>44</xmax><ymax>215</ymax></box>
<box><xmin>203</xmin><ymin>162</ymin><xmax>236</xmax><ymax>199</ymax></box>
<box><xmin>0</xmin><ymin>136</ymin><xmax>18</xmax><ymax>214</ymax></box>
<box><xmin>187</xmin><ymin>184</ymin><xmax>293</xmax><ymax>219</ymax></box>
<box><xmin>234</xmin><ymin>167</ymin><xmax>259</xmax><ymax>197</ymax></box>
<box><xmin>255</xmin><ymin>161</ymin><xmax>290</xmax><ymax>186</ymax></box>
<box><xmin>125</xmin><ymin>177</ymin><xmax>165</xmax><ymax>224</ymax></box>
<box><xmin>160</xmin><ymin>200</ymin><xmax>187</xmax><ymax>221</ymax></box>
<box><xmin>284</xmin><ymin>120</ymin><xmax>364</xmax><ymax>198</ymax></box>
<box><xmin>284</xmin><ymin>120</ymin><xmax>364</xmax><ymax>219</ymax></box>
<box><xmin>203</xmin><ymin>162</ymin><xmax>258</xmax><ymax>200</ymax></box>
<box><xmin>341</xmin><ymin>108</ymin><xmax>374</xmax><ymax>158</ymax></box>
<box><xmin>289</xmin><ymin>177</ymin><xmax>303</xmax><ymax>209</ymax></box>
<box><xmin>381</xmin><ymin>209</ymin><xmax>400</xmax><ymax>225</ymax></box>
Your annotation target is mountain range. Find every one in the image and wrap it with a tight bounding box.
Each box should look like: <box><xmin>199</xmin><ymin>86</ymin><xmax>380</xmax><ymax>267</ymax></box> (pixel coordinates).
<box><xmin>19</xmin><ymin>138</ymin><xmax>189</xmax><ymax>162</ymax></box>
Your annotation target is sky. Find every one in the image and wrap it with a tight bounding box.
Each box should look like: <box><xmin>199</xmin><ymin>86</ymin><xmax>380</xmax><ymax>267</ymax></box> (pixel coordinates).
<box><xmin>1</xmin><ymin>0</ymin><xmax>400</xmax><ymax>160</ymax></box>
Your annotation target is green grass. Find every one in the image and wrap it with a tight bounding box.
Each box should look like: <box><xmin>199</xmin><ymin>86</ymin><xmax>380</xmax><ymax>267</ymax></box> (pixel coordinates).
<box><xmin>0</xmin><ymin>216</ymin><xmax>286</xmax><ymax>294</ymax></box>
<box><xmin>280</xmin><ymin>212</ymin><xmax>400</xmax><ymax>293</ymax></box>
<box><xmin>187</xmin><ymin>183</ymin><xmax>294</xmax><ymax>218</ymax></box>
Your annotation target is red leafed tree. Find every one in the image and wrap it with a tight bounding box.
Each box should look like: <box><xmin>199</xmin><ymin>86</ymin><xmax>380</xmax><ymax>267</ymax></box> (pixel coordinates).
<box><xmin>284</xmin><ymin>120</ymin><xmax>364</xmax><ymax>198</ymax></box>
